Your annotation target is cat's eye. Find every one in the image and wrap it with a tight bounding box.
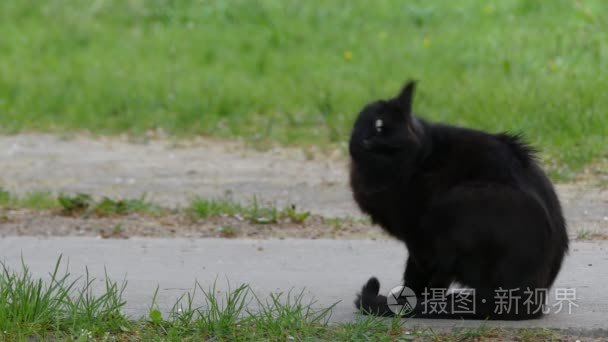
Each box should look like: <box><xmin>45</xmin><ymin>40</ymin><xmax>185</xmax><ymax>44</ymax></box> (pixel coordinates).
<box><xmin>375</xmin><ymin>119</ymin><xmax>383</xmax><ymax>133</ymax></box>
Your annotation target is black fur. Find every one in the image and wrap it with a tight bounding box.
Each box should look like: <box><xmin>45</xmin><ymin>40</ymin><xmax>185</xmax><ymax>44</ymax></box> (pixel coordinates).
<box><xmin>349</xmin><ymin>81</ymin><xmax>568</xmax><ymax>320</ymax></box>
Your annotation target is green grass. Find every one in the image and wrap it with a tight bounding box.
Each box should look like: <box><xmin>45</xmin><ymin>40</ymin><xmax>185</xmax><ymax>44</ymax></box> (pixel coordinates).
<box><xmin>0</xmin><ymin>189</ymin><xmax>313</xmax><ymax>225</ymax></box>
<box><xmin>575</xmin><ymin>229</ymin><xmax>607</xmax><ymax>240</ymax></box>
<box><xmin>57</xmin><ymin>193</ymin><xmax>94</xmax><ymax>214</ymax></box>
<box><xmin>93</xmin><ymin>196</ymin><xmax>160</xmax><ymax>217</ymax></box>
<box><xmin>1</xmin><ymin>1</ymin><xmax>607</xmax><ymax>178</ymax></box>
<box><xmin>0</xmin><ymin>256</ymin><xmax>129</xmax><ymax>339</ymax></box>
<box><xmin>57</xmin><ymin>193</ymin><xmax>162</xmax><ymax>217</ymax></box>
<box><xmin>188</xmin><ymin>197</ymin><xmax>310</xmax><ymax>224</ymax></box>
<box><xmin>0</xmin><ymin>189</ymin><xmax>161</xmax><ymax>217</ymax></box>
<box><xmin>187</xmin><ymin>198</ymin><xmax>244</xmax><ymax>218</ymax></box>
<box><xmin>219</xmin><ymin>226</ymin><xmax>240</xmax><ymax>238</ymax></box>
<box><xmin>0</xmin><ymin>257</ymin><xmax>566</xmax><ymax>341</ymax></box>
<box><xmin>0</xmin><ymin>189</ymin><xmax>57</xmax><ymax>210</ymax></box>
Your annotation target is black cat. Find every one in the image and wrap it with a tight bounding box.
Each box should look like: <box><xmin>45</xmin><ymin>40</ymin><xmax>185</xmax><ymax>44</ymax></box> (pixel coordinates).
<box><xmin>349</xmin><ymin>81</ymin><xmax>568</xmax><ymax>320</ymax></box>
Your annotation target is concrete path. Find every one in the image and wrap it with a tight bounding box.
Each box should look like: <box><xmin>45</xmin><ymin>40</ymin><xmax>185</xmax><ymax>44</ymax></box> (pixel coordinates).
<box><xmin>1</xmin><ymin>237</ymin><xmax>607</xmax><ymax>335</ymax></box>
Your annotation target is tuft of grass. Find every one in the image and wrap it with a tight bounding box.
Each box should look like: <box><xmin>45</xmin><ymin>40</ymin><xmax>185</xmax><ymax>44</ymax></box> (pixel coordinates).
<box><xmin>0</xmin><ymin>256</ymin><xmax>130</xmax><ymax>339</ymax></box>
<box><xmin>188</xmin><ymin>198</ymin><xmax>243</xmax><ymax>219</ymax></box>
<box><xmin>0</xmin><ymin>190</ymin><xmax>163</xmax><ymax>218</ymax></box>
<box><xmin>56</xmin><ymin>193</ymin><xmax>160</xmax><ymax>217</ymax></box>
<box><xmin>576</xmin><ymin>229</ymin><xmax>606</xmax><ymax>240</ymax></box>
<box><xmin>514</xmin><ymin>327</ymin><xmax>562</xmax><ymax>341</ymax></box>
<box><xmin>93</xmin><ymin>196</ymin><xmax>158</xmax><ymax>217</ymax></box>
<box><xmin>58</xmin><ymin>193</ymin><xmax>93</xmax><ymax>215</ymax></box>
<box><xmin>285</xmin><ymin>205</ymin><xmax>311</xmax><ymax>224</ymax></box>
<box><xmin>451</xmin><ymin>325</ymin><xmax>503</xmax><ymax>340</ymax></box>
<box><xmin>188</xmin><ymin>197</ymin><xmax>311</xmax><ymax>224</ymax></box>
<box><xmin>330</xmin><ymin>315</ymin><xmax>403</xmax><ymax>340</ymax></box>
<box><xmin>0</xmin><ymin>257</ymin><xmax>72</xmax><ymax>335</ymax></box>
<box><xmin>245</xmin><ymin>196</ymin><xmax>281</xmax><ymax>224</ymax></box>
<box><xmin>1</xmin><ymin>1</ymin><xmax>607</xmax><ymax>178</ymax></box>
<box><xmin>0</xmin><ymin>188</ymin><xmax>11</xmax><ymax>206</ymax></box>
<box><xmin>18</xmin><ymin>191</ymin><xmax>58</xmax><ymax>210</ymax></box>
<box><xmin>219</xmin><ymin>226</ymin><xmax>239</xmax><ymax>238</ymax></box>
<box><xmin>0</xmin><ymin>189</ymin><xmax>58</xmax><ymax>210</ymax></box>
<box><xmin>246</xmin><ymin>289</ymin><xmax>336</xmax><ymax>339</ymax></box>
<box><xmin>145</xmin><ymin>281</ymin><xmax>251</xmax><ymax>340</ymax></box>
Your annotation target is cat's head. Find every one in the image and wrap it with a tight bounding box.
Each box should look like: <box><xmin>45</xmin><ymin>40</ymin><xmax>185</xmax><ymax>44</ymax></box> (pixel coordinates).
<box><xmin>349</xmin><ymin>81</ymin><xmax>424</xmax><ymax>168</ymax></box>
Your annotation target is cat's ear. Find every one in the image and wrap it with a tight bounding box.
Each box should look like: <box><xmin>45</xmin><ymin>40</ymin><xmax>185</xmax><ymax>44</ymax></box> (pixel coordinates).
<box><xmin>393</xmin><ymin>80</ymin><xmax>417</xmax><ymax>116</ymax></box>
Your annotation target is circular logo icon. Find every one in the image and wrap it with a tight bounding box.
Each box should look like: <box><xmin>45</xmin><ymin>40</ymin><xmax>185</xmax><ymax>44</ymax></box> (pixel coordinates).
<box><xmin>387</xmin><ymin>285</ymin><xmax>417</xmax><ymax>316</ymax></box>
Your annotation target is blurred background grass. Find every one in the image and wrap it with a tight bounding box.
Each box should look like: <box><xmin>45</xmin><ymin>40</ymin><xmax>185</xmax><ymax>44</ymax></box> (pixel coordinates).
<box><xmin>0</xmin><ymin>0</ymin><xmax>606</xmax><ymax>178</ymax></box>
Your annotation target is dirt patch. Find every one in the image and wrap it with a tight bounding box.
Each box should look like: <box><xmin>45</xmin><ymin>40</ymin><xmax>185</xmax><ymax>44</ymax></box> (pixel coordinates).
<box><xmin>0</xmin><ymin>133</ymin><xmax>606</xmax><ymax>239</ymax></box>
<box><xmin>0</xmin><ymin>209</ymin><xmax>388</xmax><ymax>240</ymax></box>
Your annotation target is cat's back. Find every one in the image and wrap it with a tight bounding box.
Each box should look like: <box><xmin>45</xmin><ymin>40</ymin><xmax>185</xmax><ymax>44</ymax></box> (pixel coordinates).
<box><xmin>425</xmin><ymin>122</ymin><xmax>566</xmax><ymax>233</ymax></box>
<box><xmin>424</xmin><ymin>123</ymin><xmax>535</xmax><ymax>185</ymax></box>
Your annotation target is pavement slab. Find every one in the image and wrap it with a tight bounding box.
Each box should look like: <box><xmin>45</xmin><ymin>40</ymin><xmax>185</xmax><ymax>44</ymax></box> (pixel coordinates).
<box><xmin>1</xmin><ymin>237</ymin><xmax>606</xmax><ymax>335</ymax></box>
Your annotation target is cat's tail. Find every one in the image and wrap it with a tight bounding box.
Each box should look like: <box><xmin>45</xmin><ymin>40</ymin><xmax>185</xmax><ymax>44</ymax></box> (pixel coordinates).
<box><xmin>354</xmin><ymin>277</ymin><xmax>395</xmax><ymax>316</ymax></box>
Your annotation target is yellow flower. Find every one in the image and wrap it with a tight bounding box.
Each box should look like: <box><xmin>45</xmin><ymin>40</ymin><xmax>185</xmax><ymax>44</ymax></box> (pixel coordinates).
<box><xmin>547</xmin><ymin>59</ymin><xmax>561</xmax><ymax>72</ymax></box>
<box><xmin>343</xmin><ymin>50</ymin><xmax>353</xmax><ymax>61</ymax></box>
<box><xmin>422</xmin><ymin>37</ymin><xmax>431</xmax><ymax>48</ymax></box>
<box><xmin>483</xmin><ymin>5</ymin><xmax>496</xmax><ymax>15</ymax></box>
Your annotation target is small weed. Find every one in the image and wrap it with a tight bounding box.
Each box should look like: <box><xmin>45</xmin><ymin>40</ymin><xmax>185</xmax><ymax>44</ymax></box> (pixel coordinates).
<box><xmin>576</xmin><ymin>229</ymin><xmax>603</xmax><ymax>240</ymax></box>
<box><xmin>189</xmin><ymin>197</ymin><xmax>310</xmax><ymax>224</ymax></box>
<box><xmin>188</xmin><ymin>198</ymin><xmax>242</xmax><ymax>219</ymax></box>
<box><xmin>58</xmin><ymin>193</ymin><xmax>93</xmax><ymax>215</ymax></box>
<box><xmin>112</xmin><ymin>224</ymin><xmax>124</xmax><ymax>235</ymax></box>
<box><xmin>57</xmin><ymin>193</ymin><xmax>158</xmax><ymax>217</ymax></box>
<box><xmin>245</xmin><ymin>196</ymin><xmax>280</xmax><ymax>224</ymax></box>
<box><xmin>0</xmin><ymin>190</ymin><xmax>164</xmax><ymax>218</ymax></box>
<box><xmin>330</xmin><ymin>315</ymin><xmax>393</xmax><ymax>340</ymax></box>
<box><xmin>577</xmin><ymin>230</ymin><xmax>592</xmax><ymax>240</ymax></box>
<box><xmin>219</xmin><ymin>226</ymin><xmax>239</xmax><ymax>238</ymax></box>
<box><xmin>325</xmin><ymin>217</ymin><xmax>347</xmax><ymax>231</ymax></box>
<box><xmin>99</xmin><ymin>224</ymin><xmax>129</xmax><ymax>239</ymax></box>
<box><xmin>324</xmin><ymin>217</ymin><xmax>367</xmax><ymax>232</ymax></box>
<box><xmin>0</xmin><ymin>188</ymin><xmax>11</xmax><ymax>206</ymax></box>
<box><xmin>0</xmin><ymin>190</ymin><xmax>58</xmax><ymax>210</ymax></box>
<box><xmin>94</xmin><ymin>196</ymin><xmax>156</xmax><ymax>216</ymax></box>
<box><xmin>452</xmin><ymin>325</ymin><xmax>502</xmax><ymax>340</ymax></box>
<box><xmin>285</xmin><ymin>205</ymin><xmax>311</xmax><ymax>224</ymax></box>
<box><xmin>17</xmin><ymin>191</ymin><xmax>57</xmax><ymax>210</ymax></box>
<box><xmin>515</xmin><ymin>328</ymin><xmax>561</xmax><ymax>341</ymax></box>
